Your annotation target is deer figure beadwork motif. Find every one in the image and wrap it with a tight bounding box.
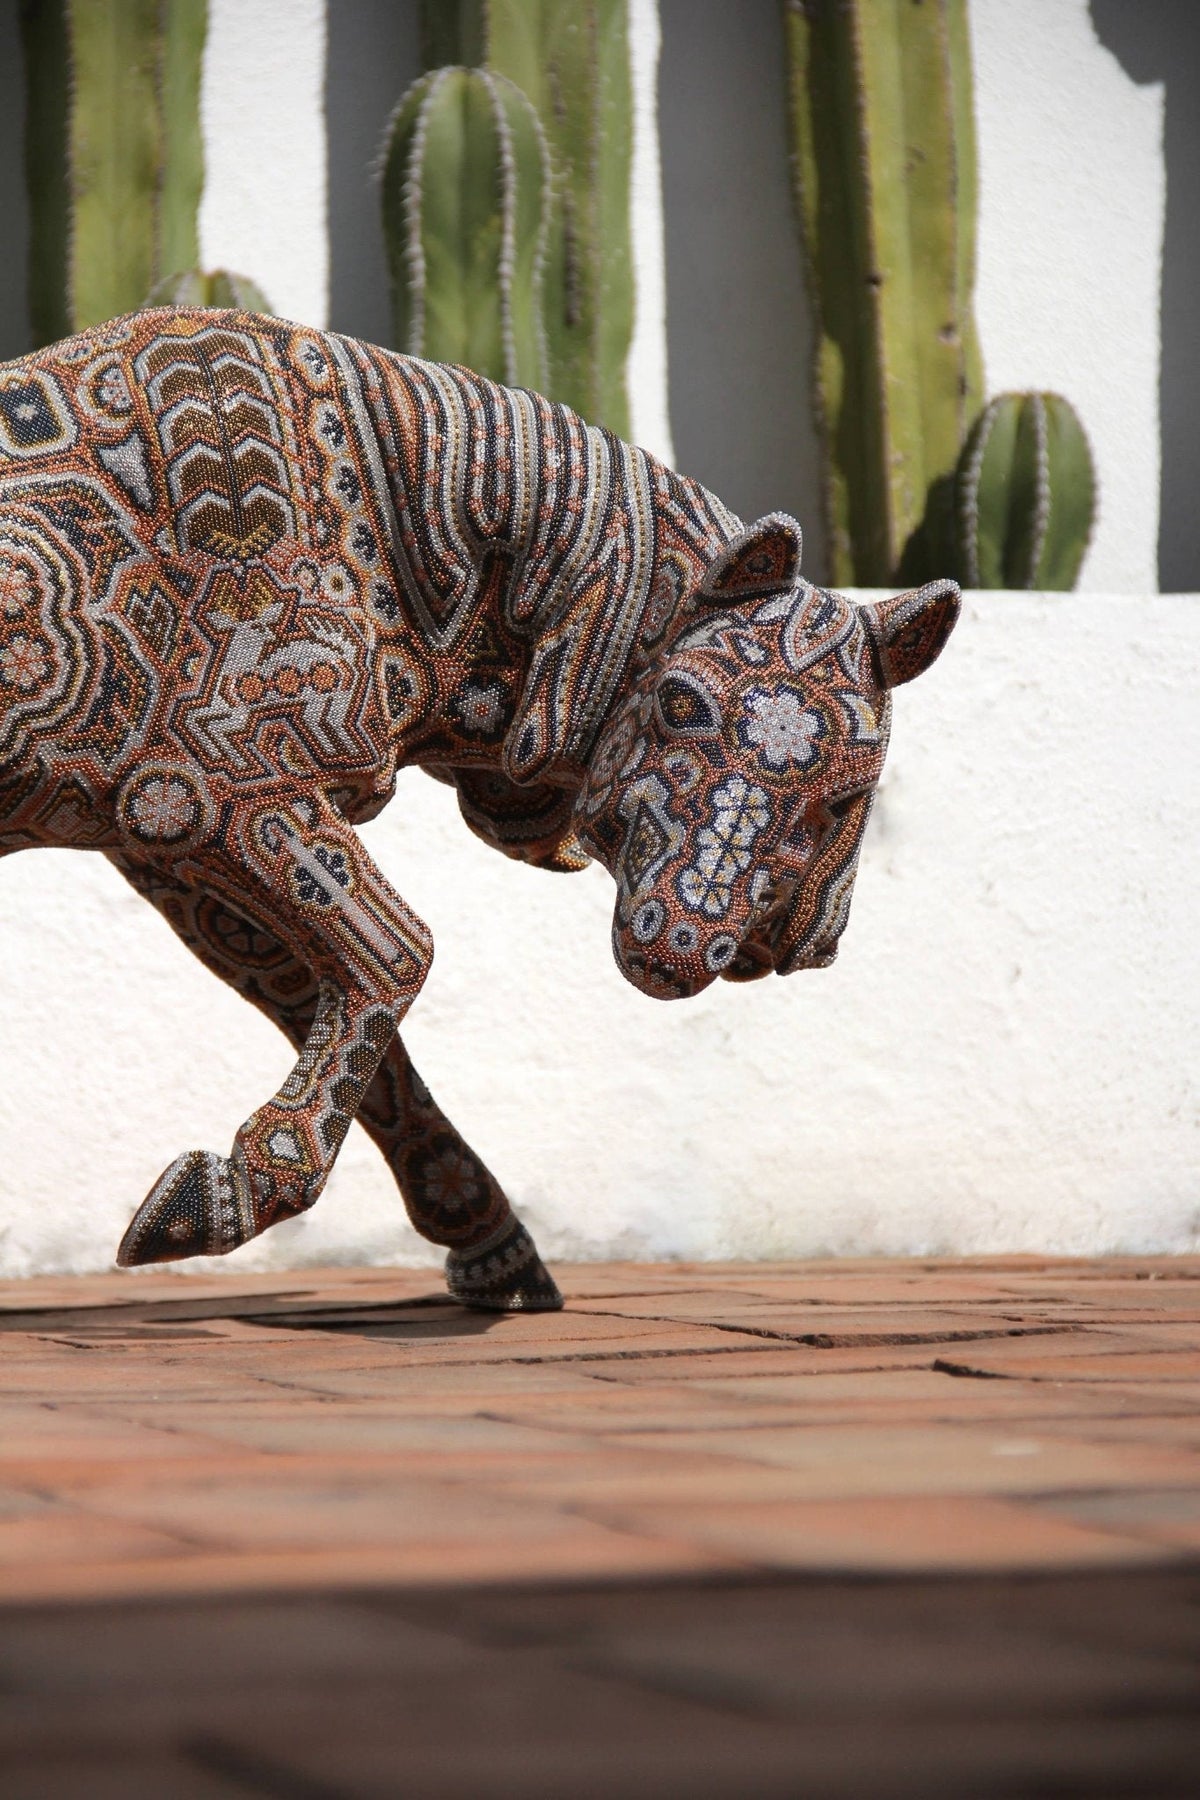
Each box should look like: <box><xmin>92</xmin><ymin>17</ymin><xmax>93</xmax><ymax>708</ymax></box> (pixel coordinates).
<box><xmin>0</xmin><ymin>309</ymin><xmax>960</xmax><ymax>1309</ymax></box>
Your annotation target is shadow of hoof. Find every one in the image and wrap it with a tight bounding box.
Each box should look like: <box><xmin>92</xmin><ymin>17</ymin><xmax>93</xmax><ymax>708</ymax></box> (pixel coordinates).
<box><xmin>445</xmin><ymin>1219</ymin><xmax>564</xmax><ymax>1313</ymax></box>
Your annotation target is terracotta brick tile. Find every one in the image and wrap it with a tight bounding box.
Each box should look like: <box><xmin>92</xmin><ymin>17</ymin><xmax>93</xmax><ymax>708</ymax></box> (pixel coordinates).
<box><xmin>0</xmin><ymin>1357</ymin><xmax>283</xmax><ymax>1404</ymax></box>
<box><xmin>566</xmin><ymin>1284</ymin><xmax>770</xmax><ymax>1311</ymax></box>
<box><xmin>936</xmin><ymin>1349</ymin><xmax>1200</xmax><ymax>1383</ymax></box>
<box><xmin>570</xmin><ymin>1296</ymin><xmax>1071</xmax><ymax>1345</ymax></box>
<box><xmin>456</xmin><ymin>1460</ymin><xmax>898</xmax><ymax>1508</ymax></box>
<box><xmin>184</xmin><ymin>1317</ymin><xmax>752</xmax><ymax>1374</ymax></box>
<box><xmin>1021</xmin><ymin>1307</ymin><xmax>1198</xmax><ymax>1332</ymax></box>
<box><xmin>478</xmin><ymin>1382</ymin><xmax>804</xmax><ymax>1435</ymax></box>
<box><xmin>0</xmin><ymin>1519</ymin><xmax>735</xmax><ymax>1606</ymax></box>
<box><xmin>294</xmin><ymin>1305</ymin><xmax>708</xmax><ymax>1345</ymax></box>
<box><xmin>0</xmin><ymin>1486</ymin><xmax>68</xmax><ymax>1525</ymax></box>
<box><xmin>1031</xmin><ymin>1487</ymin><xmax>1200</xmax><ymax>1550</ymax></box>
<box><xmin>0</xmin><ymin>1510</ymin><xmax>201</xmax><ymax>1569</ymax></box>
<box><xmin>1015</xmin><ymin>1413</ymin><xmax>1200</xmax><ymax>1448</ymax></box>
<box><xmin>250</xmin><ymin>1361</ymin><xmax>610</xmax><ymax>1400</ymax></box>
<box><xmin>935</xmin><ymin>1324</ymin><xmax>1173</xmax><ymax>1360</ymax></box>
<box><xmin>0</xmin><ymin>1265</ymin><xmax>445</xmax><ymax>1309</ymax></box>
<box><xmin>406</xmin><ymin>1442</ymin><xmax>789</xmax><ymax>1492</ymax></box>
<box><xmin>589</xmin><ymin>1422</ymin><xmax>1200</xmax><ymax>1500</ymax></box>
<box><xmin>572</xmin><ymin>1493</ymin><xmax>1174</xmax><ymax>1574</ymax></box>
<box><xmin>1085</xmin><ymin>1321</ymin><xmax>1200</xmax><ymax>1346</ymax></box>
<box><xmin>50</xmin><ymin>1458</ymin><xmax>730</xmax><ymax>1558</ymax></box>
<box><xmin>679</xmin><ymin>1366</ymin><xmax>1126</xmax><ymax>1413</ymax></box>
<box><xmin>576</xmin><ymin>1343</ymin><xmax>944</xmax><ymax>1383</ymax></box>
<box><xmin>1040</xmin><ymin>1380</ymin><xmax>1200</xmax><ymax>1411</ymax></box>
<box><xmin>94</xmin><ymin>1384</ymin><xmax>596</xmax><ymax>1438</ymax></box>
<box><xmin>108</xmin><ymin>1402</ymin><xmax>598</xmax><ymax>1458</ymax></box>
<box><xmin>0</xmin><ymin>1401</ymin><xmax>235</xmax><ymax>1464</ymax></box>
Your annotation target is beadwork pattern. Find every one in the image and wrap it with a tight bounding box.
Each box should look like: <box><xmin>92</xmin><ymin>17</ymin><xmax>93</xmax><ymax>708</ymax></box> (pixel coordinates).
<box><xmin>0</xmin><ymin>308</ymin><xmax>959</xmax><ymax>1308</ymax></box>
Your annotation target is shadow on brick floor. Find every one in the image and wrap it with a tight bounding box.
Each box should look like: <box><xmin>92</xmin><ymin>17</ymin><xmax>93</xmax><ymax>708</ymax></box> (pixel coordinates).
<box><xmin>2</xmin><ymin>1256</ymin><xmax>1199</xmax><ymax>1794</ymax></box>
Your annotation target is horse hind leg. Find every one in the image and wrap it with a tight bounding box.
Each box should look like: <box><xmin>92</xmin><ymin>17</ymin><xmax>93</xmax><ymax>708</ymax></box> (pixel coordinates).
<box><xmin>358</xmin><ymin>1044</ymin><xmax>562</xmax><ymax>1310</ymax></box>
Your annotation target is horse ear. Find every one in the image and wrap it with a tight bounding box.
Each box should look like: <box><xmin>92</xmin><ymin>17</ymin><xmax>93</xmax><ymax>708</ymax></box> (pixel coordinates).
<box><xmin>698</xmin><ymin>513</ymin><xmax>803</xmax><ymax>604</ymax></box>
<box><xmin>859</xmin><ymin>579</ymin><xmax>961</xmax><ymax>688</ymax></box>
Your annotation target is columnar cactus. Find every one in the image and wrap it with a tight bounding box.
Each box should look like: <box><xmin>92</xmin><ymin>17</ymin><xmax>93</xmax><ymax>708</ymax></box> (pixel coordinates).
<box><xmin>145</xmin><ymin>269</ymin><xmax>274</xmax><ymax>314</ymax></box>
<box><xmin>955</xmin><ymin>392</ymin><xmax>1096</xmax><ymax>590</ymax></box>
<box><xmin>20</xmin><ymin>0</ymin><xmax>207</xmax><ymax>347</ymax></box>
<box><xmin>412</xmin><ymin>0</ymin><xmax>634</xmax><ymax>436</ymax></box>
<box><xmin>783</xmin><ymin>0</ymin><xmax>984</xmax><ymax>586</ymax></box>
<box><xmin>380</xmin><ymin>66</ymin><xmax>552</xmax><ymax>391</ymax></box>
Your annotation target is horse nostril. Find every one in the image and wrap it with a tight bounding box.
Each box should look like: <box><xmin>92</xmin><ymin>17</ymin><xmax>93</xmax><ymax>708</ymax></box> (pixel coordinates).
<box><xmin>720</xmin><ymin>936</ymin><xmax>774</xmax><ymax>983</ymax></box>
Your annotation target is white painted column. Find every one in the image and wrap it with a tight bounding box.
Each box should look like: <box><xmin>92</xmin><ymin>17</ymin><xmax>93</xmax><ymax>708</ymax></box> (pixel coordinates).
<box><xmin>969</xmin><ymin>0</ymin><xmax>1164</xmax><ymax>592</ymax></box>
<box><xmin>626</xmin><ymin>0</ymin><xmax>675</xmax><ymax>464</ymax></box>
<box><xmin>198</xmin><ymin>0</ymin><xmax>329</xmax><ymax>327</ymax></box>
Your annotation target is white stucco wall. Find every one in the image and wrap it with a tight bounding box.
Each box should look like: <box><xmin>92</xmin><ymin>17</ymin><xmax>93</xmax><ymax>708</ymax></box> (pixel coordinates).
<box><xmin>0</xmin><ymin>4</ymin><xmax>1188</xmax><ymax>1276</ymax></box>
<box><xmin>970</xmin><ymin>0</ymin><xmax>1164</xmax><ymax>593</ymax></box>
<box><xmin>626</xmin><ymin>0</ymin><xmax>674</xmax><ymax>464</ymax></box>
<box><xmin>198</xmin><ymin>0</ymin><xmax>329</xmax><ymax>327</ymax></box>
<box><xmin>0</xmin><ymin>592</ymin><xmax>1196</xmax><ymax>1278</ymax></box>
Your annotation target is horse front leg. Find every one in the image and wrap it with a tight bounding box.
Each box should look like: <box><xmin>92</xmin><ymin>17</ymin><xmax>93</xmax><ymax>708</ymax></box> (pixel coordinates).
<box><xmin>116</xmin><ymin>795</ymin><xmax>430</xmax><ymax>1268</ymax></box>
<box><xmin>109</xmin><ymin>848</ymin><xmax>563</xmax><ymax>1308</ymax></box>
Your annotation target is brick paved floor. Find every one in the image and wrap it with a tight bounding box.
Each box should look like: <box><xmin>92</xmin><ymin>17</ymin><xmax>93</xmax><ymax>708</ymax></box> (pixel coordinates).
<box><xmin>2</xmin><ymin>1257</ymin><xmax>1199</xmax><ymax>1796</ymax></box>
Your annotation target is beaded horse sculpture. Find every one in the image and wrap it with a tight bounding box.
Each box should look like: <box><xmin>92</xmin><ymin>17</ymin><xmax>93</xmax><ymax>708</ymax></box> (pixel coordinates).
<box><xmin>0</xmin><ymin>309</ymin><xmax>959</xmax><ymax>1309</ymax></box>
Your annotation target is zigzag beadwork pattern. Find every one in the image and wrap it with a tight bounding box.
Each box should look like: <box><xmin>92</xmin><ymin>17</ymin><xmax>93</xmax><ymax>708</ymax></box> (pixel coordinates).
<box><xmin>0</xmin><ymin>308</ymin><xmax>960</xmax><ymax>1307</ymax></box>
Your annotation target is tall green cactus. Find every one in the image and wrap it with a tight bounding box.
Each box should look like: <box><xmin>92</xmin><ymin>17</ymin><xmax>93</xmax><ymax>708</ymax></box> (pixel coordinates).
<box><xmin>413</xmin><ymin>0</ymin><xmax>634</xmax><ymax>435</ymax></box>
<box><xmin>145</xmin><ymin>269</ymin><xmax>274</xmax><ymax>314</ymax></box>
<box><xmin>955</xmin><ymin>392</ymin><xmax>1096</xmax><ymax>590</ymax></box>
<box><xmin>20</xmin><ymin>0</ymin><xmax>207</xmax><ymax>348</ymax></box>
<box><xmin>783</xmin><ymin>0</ymin><xmax>983</xmax><ymax>586</ymax></box>
<box><xmin>380</xmin><ymin>66</ymin><xmax>552</xmax><ymax>390</ymax></box>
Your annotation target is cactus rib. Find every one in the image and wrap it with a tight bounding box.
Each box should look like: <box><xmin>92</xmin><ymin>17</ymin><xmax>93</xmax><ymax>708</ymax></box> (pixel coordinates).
<box><xmin>381</xmin><ymin>65</ymin><xmax>552</xmax><ymax>390</ymax></box>
<box><xmin>21</xmin><ymin>0</ymin><xmax>207</xmax><ymax>347</ymax></box>
<box><xmin>956</xmin><ymin>391</ymin><xmax>1096</xmax><ymax>590</ymax></box>
<box><xmin>416</xmin><ymin>0</ymin><xmax>634</xmax><ymax>434</ymax></box>
<box><xmin>783</xmin><ymin>0</ymin><xmax>983</xmax><ymax>586</ymax></box>
<box><xmin>145</xmin><ymin>269</ymin><xmax>274</xmax><ymax>313</ymax></box>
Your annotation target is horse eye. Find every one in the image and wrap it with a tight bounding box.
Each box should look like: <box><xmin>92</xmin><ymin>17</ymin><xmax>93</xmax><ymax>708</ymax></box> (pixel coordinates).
<box><xmin>655</xmin><ymin>675</ymin><xmax>719</xmax><ymax>736</ymax></box>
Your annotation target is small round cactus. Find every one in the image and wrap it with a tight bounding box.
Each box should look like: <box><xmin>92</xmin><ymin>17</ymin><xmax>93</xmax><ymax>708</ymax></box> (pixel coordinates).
<box><xmin>145</xmin><ymin>269</ymin><xmax>274</xmax><ymax>314</ymax></box>
<box><xmin>956</xmin><ymin>392</ymin><xmax>1096</xmax><ymax>590</ymax></box>
<box><xmin>380</xmin><ymin>66</ymin><xmax>551</xmax><ymax>390</ymax></box>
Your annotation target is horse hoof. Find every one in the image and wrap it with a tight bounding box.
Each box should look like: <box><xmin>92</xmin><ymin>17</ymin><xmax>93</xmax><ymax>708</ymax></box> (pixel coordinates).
<box><xmin>445</xmin><ymin>1218</ymin><xmax>564</xmax><ymax>1312</ymax></box>
<box><xmin>116</xmin><ymin>1150</ymin><xmax>254</xmax><ymax>1267</ymax></box>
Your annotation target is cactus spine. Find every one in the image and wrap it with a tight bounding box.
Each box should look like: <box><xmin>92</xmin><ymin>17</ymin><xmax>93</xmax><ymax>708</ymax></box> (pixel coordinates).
<box><xmin>145</xmin><ymin>269</ymin><xmax>273</xmax><ymax>313</ymax></box>
<box><xmin>956</xmin><ymin>392</ymin><xmax>1096</xmax><ymax>590</ymax></box>
<box><xmin>381</xmin><ymin>66</ymin><xmax>552</xmax><ymax>391</ymax></box>
<box><xmin>20</xmin><ymin>0</ymin><xmax>207</xmax><ymax>347</ymax></box>
<box><xmin>412</xmin><ymin>0</ymin><xmax>634</xmax><ymax>435</ymax></box>
<box><xmin>783</xmin><ymin>0</ymin><xmax>984</xmax><ymax>586</ymax></box>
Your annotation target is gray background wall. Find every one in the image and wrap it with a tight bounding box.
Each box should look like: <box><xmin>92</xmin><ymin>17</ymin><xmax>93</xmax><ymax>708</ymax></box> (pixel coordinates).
<box><xmin>1090</xmin><ymin>0</ymin><xmax>1200</xmax><ymax>594</ymax></box>
<box><xmin>325</xmin><ymin>0</ymin><xmax>422</xmax><ymax>351</ymax></box>
<box><xmin>659</xmin><ymin>0</ymin><xmax>823</xmax><ymax>564</ymax></box>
